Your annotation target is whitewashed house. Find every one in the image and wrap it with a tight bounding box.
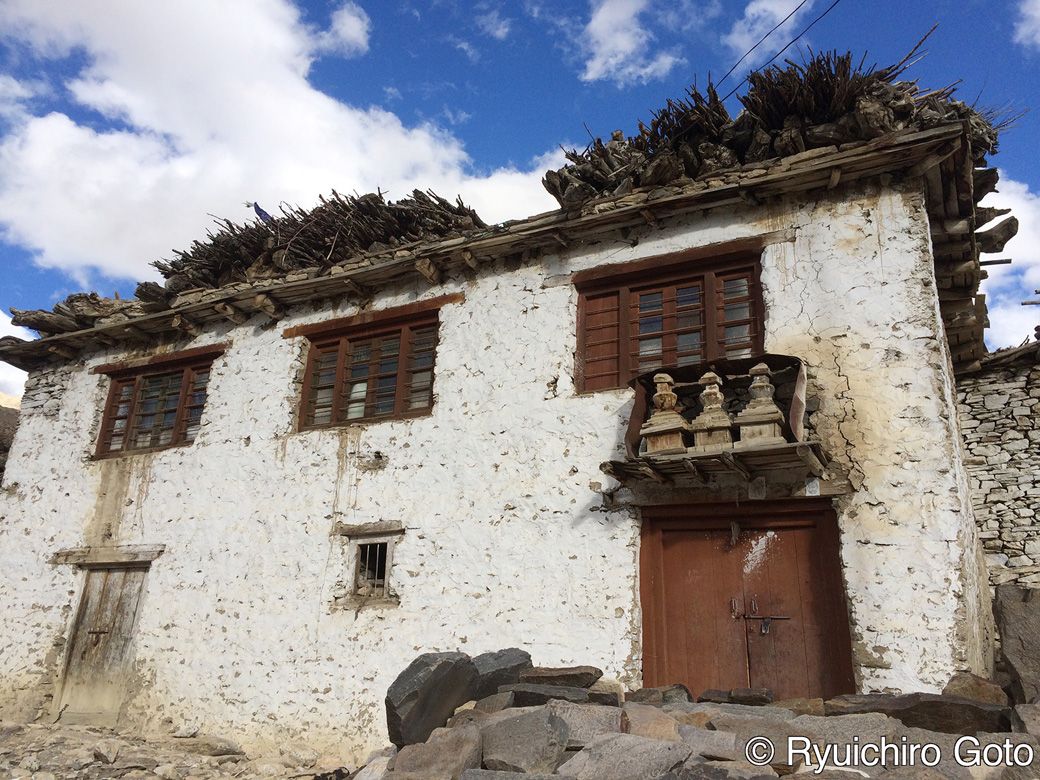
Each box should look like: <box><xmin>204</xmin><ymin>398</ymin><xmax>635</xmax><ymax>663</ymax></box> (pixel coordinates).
<box><xmin>0</xmin><ymin>63</ymin><xmax>1018</xmax><ymax>762</ymax></box>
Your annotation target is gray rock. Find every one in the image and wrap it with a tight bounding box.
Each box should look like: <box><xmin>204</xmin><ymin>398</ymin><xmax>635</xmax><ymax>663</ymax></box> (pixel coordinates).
<box><xmin>392</xmin><ymin>723</ymin><xmax>482</xmax><ymax>780</ymax></box>
<box><xmin>482</xmin><ymin>707</ymin><xmax>569</xmax><ymax>774</ymax></box>
<box><xmin>460</xmin><ymin>771</ymin><xmax>557</xmax><ymax>779</ymax></box>
<box><xmin>499</xmin><ymin>683</ymin><xmax>590</xmax><ymax>706</ymax></box>
<box><xmin>386</xmin><ymin>651</ymin><xmax>479</xmax><ymax>746</ymax></box>
<box><xmin>995</xmin><ymin>585</ymin><xmax>1040</xmax><ymax>704</ymax></box>
<box><xmin>520</xmin><ymin>665</ymin><xmax>604</xmax><ymax>688</ymax></box>
<box><xmin>729</xmin><ymin>688</ymin><xmax>773</xmax><ymax>706</ymax></box>
<box><xmin>474</xmin><ymin>691</ymin><xmax>514</xmax><ymax>714</ymax></box>
<box><xmin>1012</xmin><ymin>703</ymin><xmax>1040</xmax><ymax>734</ymax></box>
<box><xmin>628</xmin><ymin>685</ymin><xmax>693</xmax><ymax>705</ymax></box>
<box><xmin>589</xmin><ymin>689</ymin><xmax>623</xmax><ymax>706</ymax></box>
<box><xmin>663</xmin><ymin>702</ymin><xmax>797</xmax><ymax>722</ymax></box>
<box><xmin>697</xmin><ymin>690</ymin><xmax>731</xmax><ymax>704</ymax></box>
<box><xmin>168</xmin><ymin>735</ymin><xmax>244</xmax><ymax>756</ymax></box>
<box><xmin>823</xmin><ymin>692</ymin><xmax>1010</xmax><ymax>735</ymax></box>
<box><xmin>556</xmin><ymin>733</ymin><xmax>692</xmax><ymax>779</ymax></box>
<box><xmin>943</xmin><ymin>671</ymin><xmax>1009</xmax><ymax>706</ymax></box>
<box><xmin>547</xmin><ymin>699</ymin><xmax>626</xmax><ymax>748</ymax></box>
<box><xmin>676</xmin><ymin>725</ymin><xmax>738</xmax><ymax>760</ymax></box>
<box><xmin>624</xmin><ymin>702</ymin><xmax>682</xmax><ymax>741</ymax></box>
<box><xmin>472</xmin><ymin>648</ymin><xmax>533</xmax><ymax>700</ymax></box>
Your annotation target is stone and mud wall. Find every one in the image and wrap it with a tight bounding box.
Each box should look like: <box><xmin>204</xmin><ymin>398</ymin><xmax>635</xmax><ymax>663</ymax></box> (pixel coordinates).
<box><xmin>0</xmin><ymin>182</ymin><xmax>989</xmax><ymax>762</ymax></box>
<box><xmin>958</xmin><ymin>350</ymin><xmax>1040</xmax><ymax>587</ymax></box>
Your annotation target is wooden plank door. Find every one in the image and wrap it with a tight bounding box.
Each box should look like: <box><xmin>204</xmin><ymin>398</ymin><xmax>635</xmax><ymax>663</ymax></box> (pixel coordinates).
<box><xmin>58</xmin><ymin>566</ymin><xmax>148</xmax><ymax>724</ymax></box>
<box><xmin>640</xmin><ymin>500</ymin><xmax>855</xmax><ymax>700</ymax></box>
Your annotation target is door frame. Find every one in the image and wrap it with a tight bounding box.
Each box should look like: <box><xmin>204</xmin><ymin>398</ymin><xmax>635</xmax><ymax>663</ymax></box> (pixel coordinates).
<box><xmin>639</xmin><ymin>498</ymin><xmax>853</xmax><ymax>691</ymax></box>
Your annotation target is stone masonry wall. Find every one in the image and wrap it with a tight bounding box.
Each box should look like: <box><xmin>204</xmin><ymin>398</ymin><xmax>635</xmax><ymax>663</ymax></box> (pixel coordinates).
<box><xmin>0</xmin><ymin>182</ymin><xmax>990</xmax><ymax>763</ymax></box>
<box><xmin>958</xmin><ymin>354</ymin><xmax>1040</xmax><ymax>586</ymax></box>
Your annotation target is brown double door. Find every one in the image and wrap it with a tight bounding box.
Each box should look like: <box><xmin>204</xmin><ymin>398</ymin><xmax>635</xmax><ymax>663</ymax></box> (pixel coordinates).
<box><xmin>640</xmin><ymin>500</ymin><xmax>855</xmax><ymax>700</ymax></box>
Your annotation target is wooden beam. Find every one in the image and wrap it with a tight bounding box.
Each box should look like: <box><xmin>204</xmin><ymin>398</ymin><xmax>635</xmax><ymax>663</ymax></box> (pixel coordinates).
<box><xmin>122</xmin><ymin>325</ymin><xmax>150</xmax><ymax>342</ymax></box>
<box><xmin>253</xmin><ymin>293</ymin><xmax>285</xmax><ymax>321</ymax></box>
<box><xmin>795</xmin><ymin>445</ymin><xmax>826</xmax><ymax>478</ymax></box>
<box><xmin>214</xmin><ymin>302</ymin><xmax>248</xmax><ymax>325</ymax></box>
<box><xmin>682</xmin><ymin>459</ymin><xmax>707</xmax><ymax>483</ymax></box>
<box><xmin>415</xmin><ymin>257</ymin><xmax>442</xmax><ymax>285</ymax></box>
<box><xmin>717</xmin><ymin>450</ymin><xmax>751</xmax><ymax>480</ymax></box>
<box><xmin>47</xmin><ymin>344</ymin><xmax>78</xmax><ymax>359</ymax></box>
<box><xmin>827</xmin><ymin>168</ymin><xmax>842</xmax><ymax>189</ymax></box>
<box><xmin>171</xmin><ymin>313</ymin><xmax>201</xmax><ymax>336</ymax></box>
<box><xmin>600</xmin><ymin>461</ymin><xmax>627</xmax><ymax>482</ymax></box>
<box><xmin>550</xmin><ymin>231</ymin><xmax>569</xmax><ymax>247</ymax></box>
<box><xmin>640</xmin><ymin>209</ymin><xmax>658</xmax><ymax>228</ymax></box>
<box><xmin>461</xmin><ymin>249</ymin><xmax>479</xmax><ymax>271</ymax></box>
<box><xmin>636</xmin><ymin>462</ymin><xmax>671</xmax><ymax>484</ymax></box>
<box><xmin>979</xmin><ymin>258</ymin><xmax>1012</xmax><ymax>267</ymax></box>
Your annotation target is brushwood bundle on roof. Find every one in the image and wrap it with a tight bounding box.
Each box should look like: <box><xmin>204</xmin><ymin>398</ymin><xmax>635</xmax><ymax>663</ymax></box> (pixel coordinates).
<box><xmin>11</xmin><ymin>189</ymin><xmax>485</xmax><ymax>335</ymax></box>
<box><xmin>542</xmin><ymin>50</ymin><xmax>1002</xmax><ymax>207</ymax></box>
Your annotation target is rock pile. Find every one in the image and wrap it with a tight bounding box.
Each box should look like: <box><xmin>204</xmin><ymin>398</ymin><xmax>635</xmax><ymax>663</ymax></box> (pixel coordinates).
<box><xmin>356</xmin><ymin>649</ymin><xmax>1040</xmax><ymax>779</ymax></box>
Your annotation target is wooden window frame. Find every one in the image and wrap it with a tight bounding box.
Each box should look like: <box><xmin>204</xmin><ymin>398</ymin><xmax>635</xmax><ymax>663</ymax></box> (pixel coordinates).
<box><xmin>289</xmin><ymin>295</ymin><xmax>461</xmax><ymax>431</ymax></box>
<box><xmin>94</xmin><ymin>345</ymin><xmax>225</xmax><ymax>459</ymax></box>
<box><xmin>575</xmin><ymin>250</ymin><xmax>765</xmax><ymax>392</ymax></box>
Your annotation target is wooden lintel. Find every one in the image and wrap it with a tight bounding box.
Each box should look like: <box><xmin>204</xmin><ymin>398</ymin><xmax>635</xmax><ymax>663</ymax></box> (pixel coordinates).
<box><xmin>461</xmin><ymin>249</ymin><xmax>479</xmax><ymax>270</ymax></box>
<box><xmin>50</xmin><ymin>544</ymin><xmax>165</xmax><ymax>567</ymax></box>
<box><xmin>978</xmin><ymin>258</ymin><xmax>1012</xmax><ymax>267</ymax></box>
<box><xmin>551</xmin><ymin>231</ymin><xmax>569</xmax><ymax>247</ymax></box>
<box><xmin>717</xmin><ymin>450</ymin><xmax>751</xmax><ymax>480</ymax></box>
<box><xmin>907</xmin><ymin>140</ymin><xmax>960</xmax><ymax>177</ymax></box>
<box><xmin>827</xmin><ymin>168</ymin><xmax>842</xmax><ymax>189</ymax></box>
<box><xmin>415</xmin><ymin>257</ymin><xmax>442</xmax><ymax>285</ymax></box>
<box><xmin>122</xmin><ymin>325</ymin><xmax>150</xmax><ymax>342</ymax></box>
<box><xmin>253</xmin><ymin>293</ymin><xmax>286</xmax><ymax>321</ymax></box>
<box><xmin>214</xmin><ymin>302</ymin><xmax>248</xmax><ymax>325</ymax></box>
<box><xmin>171</xmin><ymin>313</ymin><xmax>201</xmax><ymax>336</ymax></box>
<box><xmin>795</xmin><ymin>445</ymin><xmax>826</xmax><ymax>478</ymax></box>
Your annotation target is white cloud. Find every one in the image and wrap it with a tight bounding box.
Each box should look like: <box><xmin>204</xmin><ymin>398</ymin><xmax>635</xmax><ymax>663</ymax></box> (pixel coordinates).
<box><xmin>450</xmin><ymin>36</ymin><xmax>481</xmax><ymax>63</ymax></box>
<box><xmin>1014</xmin><ymin>0</ymin><xmax>1040</xmax><ymax>49</ymax></box>
<box><xmin>476</xmin><ymin>9</ymin><xmax>512</xmax><ymax>40</ymax></box>
<box><xmin>579</xmin><ymin>0</ymin><xmax>683</xmax><ymax>86</ymax></box>
<box><xmin>722</xmin><ymin>0</ymin><xmax>815</xmax><ymax>66</ymax></box>
<box><xmin>0</xmin><ymin>0</ymin><xmax>557</xmax><ymax>289</ymax></box>
<box><xmin>0</xmin><ymin>311</ymin><xmax>30</xmax><ymax>398</ymax></box>
<box><xmin>316</xmin><ymin>1</ymin><xmax>371</xmax><ymax>57</ymax></box>
<box><xmin>979</xmin><ymin>173</ymin><xmax>1040</xmax><ymax>349</ymax></box>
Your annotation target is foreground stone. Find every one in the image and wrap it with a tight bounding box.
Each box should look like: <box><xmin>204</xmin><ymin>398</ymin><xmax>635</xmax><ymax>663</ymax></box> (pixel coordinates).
<box><xmin>824</xmin><ymin>692</ymin><xmax>1010</xmax><ymax>734</ymax></box>
<box><xmin>481</xmin><ymin>707</ymin><xmax>569</xmax><ymax>773</ymax></box>
<box><xmin>556</xmin><ymin>733</ymin><xmax>692</xmax><ymax>779</ymax></box>
<box><xmin>520</xmin><ymin>665</ymin><xmax>604</xmax><ymax>688</ymax></box>
<box><xmin>460</xmin><ymin>771</ymin><xmax>557</xmax><ymax>779</ymax></box>
<box><xmin>386</xmin><ymin>651</ymin><xmax>479</xmax><ymax>746</ymax></box>
<box><xmin>392</xmin><ymin>723</ymin><xmax>481</xmax><ymax>779</ymax></box>
<box><xmin>547</xmin><ymin>699</ymin><xmax>626</xmax><ymax>748</ymax></box>
<box><xmin>472</xmin><ymin>648</ymin><xmax>533</xmax><ymax>700</ymax></box>
<box><xmin>623</xmin><ymin>702</ymin><xmax>682</xmax><ymax>741</ymax></box>
<box><xmin>942</xmin><ymin>671</ymin><xmax>1009</xmax><ymax>706</ymax></box>
<box><xmin>500</xmin><ymin>682</ymin><xmax>591</xmax><ymax>706</ymax></box>
<box><xmin>627</xmin><ymin>685</ymin><xmax>693</xmax><ymax>705</ymax></box>
<box><xmin>995</xmin><ymin>584</ymin><xmax>1040</xmax><ymax>704</ymax></box>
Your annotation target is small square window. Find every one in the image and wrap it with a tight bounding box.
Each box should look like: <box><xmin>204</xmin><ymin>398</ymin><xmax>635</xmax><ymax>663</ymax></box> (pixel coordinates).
<box><xmin>356</xmin><ymin>542</ymin><xmax>388</xmax><ymax>599</ymax></box>
<box><xmin>331</xmin><ymin>524</ymin><xmax>404</xmax><ymax>610</ymax></box>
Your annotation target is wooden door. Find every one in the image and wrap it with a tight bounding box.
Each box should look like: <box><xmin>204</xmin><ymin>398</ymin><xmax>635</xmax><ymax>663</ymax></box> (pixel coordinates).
<box><xmin>58</xmin><ymin>566</ymin><xmax>148</xmax><ymax>724</ymax></box>
<box><xmin>640</xmin><ymin>500</ymin><xmax>855</xmax><ymax>700</ymax></box>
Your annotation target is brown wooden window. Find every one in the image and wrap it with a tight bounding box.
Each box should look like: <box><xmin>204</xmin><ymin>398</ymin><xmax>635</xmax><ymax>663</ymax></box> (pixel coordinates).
<box><xmin>576</xmin><ymin>254</ymin><xmax>763</xmax><ymax>392</ymax></box>
<box><xmin>95</xmin><ymin>347</ymin><xmax>222</xmax><ymax>457</ymax></box>
<box><xmin>298</xmin><ymin>310</ymin><xmax>442</xmax><ymax>429</ymax></box>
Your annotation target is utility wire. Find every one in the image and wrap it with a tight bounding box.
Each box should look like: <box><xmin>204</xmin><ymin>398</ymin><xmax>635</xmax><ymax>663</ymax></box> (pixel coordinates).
<box><xmin>717</xmin><ymin>0</ymin><xmax>814</xmax><ymax>87</ymax></box>
<box><xmin>721</xmin><ymin>0</ymin><xmax>847</xmax><ymax>102</ymax></box>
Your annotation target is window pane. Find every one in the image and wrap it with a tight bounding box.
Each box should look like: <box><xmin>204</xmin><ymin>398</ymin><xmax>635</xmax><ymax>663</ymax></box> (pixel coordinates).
<box><xmin>638</xmin><ymin>316</ymin><xmax>663</xmax><ymax>335</ymax></box>
<box><xmin>678</xmin><ymin>331</ymin><xmax>702</xmax><ymax>352</ymax></box>
<box><xmin>677</xmin><ymin>286</ymin><xmax>701</xmax><ymax>307</ymax></box>
<box><xmin>638</xmin><ymin>291</ymin><xmax>663</xmax><ymax>312</ymax></box>
<box><xmin>724</xmin><ymin>324</ymin><xmax>751</xmax><ymax>344</ymax></box>
<box><xmin>677</xmin><ymin>310</ymin><xmax>702</xmax><ymax>328</ymax></box>
<box><xmin>724</xmin><ymin>302</ymin><xmax>750</xmax><ymax>321</ymax></box>
<box><xmin>723</xmin><ymin>278</ymin><xmax>749</xmax><ymax>298</ymax></box>
<box><xmin>638</xmin><ymin>337</ymin><xmax>662</xmax><ymax>356</ymax></box>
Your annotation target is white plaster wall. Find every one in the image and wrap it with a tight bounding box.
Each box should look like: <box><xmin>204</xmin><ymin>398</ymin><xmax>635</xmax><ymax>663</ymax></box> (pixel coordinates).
<box><xmin>0</xmin><ymin>182</ymin><xmax>989</xmax><ymax>762</ymax></box>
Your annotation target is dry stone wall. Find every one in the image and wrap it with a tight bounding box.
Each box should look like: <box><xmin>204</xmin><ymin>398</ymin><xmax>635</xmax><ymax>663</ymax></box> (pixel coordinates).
<box><xmin>0</xmin><ymin>182</ymin><xmax>990</xmax><ymax>763</ymax></box>
<box><xmin>958</xmin><ymin>353</ymin><xmax>1040</xmax><ymax>586</ymax></box>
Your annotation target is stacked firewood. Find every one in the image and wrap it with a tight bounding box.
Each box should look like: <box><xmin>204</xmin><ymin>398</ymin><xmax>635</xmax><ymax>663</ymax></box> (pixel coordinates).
<box><xmin>12</xmin><ymin>190</ymin><xmax>486</xmax><ymax>335</ymax></box>
<box><xmin>542</xmin><ymin>50</ymin><xmax>1003</xmax><ymax>208</ymax></box>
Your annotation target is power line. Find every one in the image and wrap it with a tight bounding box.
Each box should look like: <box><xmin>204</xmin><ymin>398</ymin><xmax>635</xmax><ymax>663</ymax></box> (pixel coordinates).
<box><xmin>721</xmin><ymin>0</ymin><xmax>847</xmax><ymax>102</ymax></box>
<box><xmin>717</xmin><ymin>0</ymin><xmax>814</xmax><ymax>87</ymax></box>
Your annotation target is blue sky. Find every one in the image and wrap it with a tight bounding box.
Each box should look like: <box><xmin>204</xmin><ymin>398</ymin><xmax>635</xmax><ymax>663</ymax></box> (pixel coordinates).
<box><xmin>0</xmin><ymin>0</ymin><xmax>1038</xmax><ymax>396</ymax></box>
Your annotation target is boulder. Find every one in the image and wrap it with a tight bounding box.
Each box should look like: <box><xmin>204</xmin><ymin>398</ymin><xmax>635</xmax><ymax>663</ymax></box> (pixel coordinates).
<box><xmin>474</xmin><ymin>691</ymin><xmax>514</xmax><ymax>713</ymax></box>
<box><xmin>588</xmin><ymin>677</ymin><xmax>625</xmax><ymax>706</ymax></box>
<box><xmin>676</xmin><ymin>725</ymin><xmax>739</xmax><ymax>760</ymax></box>
<box><xmin>556</xmin><ymin>733</ymin><xmax>692</xmax><ymax>779</ymax></box>
<box><xmin>481</xmin><ymin>707</ymin><xmax>569</xmax><ymax>774</ymax></box>
<box><xmin>942</xmin><ymin>671</ymin><xmax>1009</xmax><ymax>707</ymax></box>
<box><xmin>697</xmin><ymin>690</ymin><xmax>731</xmax><ymax>704</ymax></box>
<box><xmin>499</xmin><ymin>683</ymin><xmax>590</xmax><ymax>706</ymax></box>
<box><xmin>1013</xmin><ymin>703</ymin><xmax>1040</xmax><ymax>735</ymax></box>
<box><xmin>994</xmin><ymin>585</ymin><xmax>1040</xmax><ymax>704</ymax></box>
<box><xmin>627</xmin><ymin>685</ymin><xmax>693</xmax><ymax>705</ymax></box>
<box><xmin>520</xmin><ymin>665</ymin><xmax>603</xmax><ymax>688</ymax></box>
<box><xmin>664</xmin><ymin>702</ymin><xmax>797</xmax><ymax>723</ymax></box>
<box><xmin>823</xmin><ymin>693</ymin><xmax>1010</xmax><ymax>735</ymax></box>
<box><xmin>729</xmin><ymin>688</ymin><xmax>773</xmax><ymax>706</ymax></box>
<box><xmin>461</xmin><ymin>772</ymin><xmax>557</xmax><ymax>779</ymax></box>
<box><xmin>386</xmin><ymin>652</ymin><xmax>479</xmax><ymax>746</ymax></box>
<box><xmin>547</xmin><ymin>699</ymin><xmax>627</xmax><ymax>748</ymax></box>
<box><xmin>354</xmin><ymin>755</ymin><xmax>392</xmax><ymax>780</ymax></box>
<box><xmin>168</xmin><ymin>735</ymin><xmax>244</xmax><ymax>756</ymax></box>
<box><xmin>392</xmin><ymin>724</ymin><xmax>482</xmax><ymax>780</ymax></box>
<box><xmin>472</xmin><ymin>649</ymin><xmax>532</xmax><ymax>700</ymax></box>
<box><xmin>623</xmin><ymin>701</ymin><xmax>683</xmax><ymax>741</ymax></box>
<box><xmin>773</xmin><ymin>697</ymin><xmax>825</xmax><ymax>716</ymax></box>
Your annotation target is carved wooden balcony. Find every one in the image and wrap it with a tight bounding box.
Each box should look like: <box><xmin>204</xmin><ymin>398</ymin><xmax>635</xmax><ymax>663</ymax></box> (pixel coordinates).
<box><xmin>601</xmin><ymin>355</ymin><xmax>830</xmax><ymax>486</ymax></box>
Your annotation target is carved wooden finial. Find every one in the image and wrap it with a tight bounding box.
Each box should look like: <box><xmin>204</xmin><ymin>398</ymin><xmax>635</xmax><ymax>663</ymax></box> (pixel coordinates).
<box><xmin>689</xmin><ymin>371</ymin><xmax>734</xmax><ymax>453</ymax></box>
<box><xmin>735</xmin><ymin>363</ymin><xmax>786</xmax><ymax>448</ymax></box>
<box><xmin>639</xmin><ymin>372</ymin><xmax>689</xmax><ymax>455</ymax></box>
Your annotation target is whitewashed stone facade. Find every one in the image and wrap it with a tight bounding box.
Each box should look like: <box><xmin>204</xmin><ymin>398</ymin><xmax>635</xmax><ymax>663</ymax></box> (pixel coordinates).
<box><xmin>0</xmin><ymin>182</ymin><xmax>991</xmax><ymax>762</ymax></box>
<box><xmin>958</xmin><ymin>348</ymin><xmax>1040</xmax><ymax>586</ymax></box>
